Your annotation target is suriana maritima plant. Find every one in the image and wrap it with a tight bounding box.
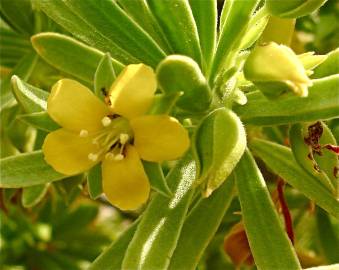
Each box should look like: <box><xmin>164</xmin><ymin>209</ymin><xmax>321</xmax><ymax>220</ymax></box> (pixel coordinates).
<box><xmin>0</xmin><ymin>0</ymin><xmax>338</xmax><ymax>270</ymax></box>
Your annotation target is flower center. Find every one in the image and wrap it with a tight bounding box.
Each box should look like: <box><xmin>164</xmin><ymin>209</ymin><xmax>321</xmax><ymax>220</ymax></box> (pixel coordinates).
<box><xmin>80</xmin><ymin>115</ymin><xmax>133</xmax><ymax>162</ymax></box>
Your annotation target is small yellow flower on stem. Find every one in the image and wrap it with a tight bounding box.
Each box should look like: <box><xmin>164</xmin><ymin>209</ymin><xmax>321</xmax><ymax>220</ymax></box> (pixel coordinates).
<box><xmin>42</xmin><ymin>64</ymin><xmax>190</xmax><ymax>210</ymax></box>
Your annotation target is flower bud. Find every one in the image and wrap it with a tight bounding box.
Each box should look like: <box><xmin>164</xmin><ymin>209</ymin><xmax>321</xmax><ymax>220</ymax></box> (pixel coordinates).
<box><xmin>266</xmin><ymin>0</ymin><xmax>327</xmax><ymax>18</ymax></box>
<box><xmin>243</xmin><ymin>42</ymin><xmax>312</xmax><ymax>98</ymax></box>
<box><xmin>193</xmin><ymin>108</ymin><xmax>246</xmax><ymax>197</ymax></box>
<box><xmin>156</xmin><ymin>55</ymin><xmax>212</xmax><ymax>112</ymax></box>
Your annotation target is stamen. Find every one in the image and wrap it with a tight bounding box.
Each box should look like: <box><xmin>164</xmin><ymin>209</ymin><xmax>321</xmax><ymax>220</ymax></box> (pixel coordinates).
<box><xmin>101</xmin><ymin>116</ymin><xmax>112</xmax><ymax>127</ymax></box>
<box><xmin>79</xmin><ymin>129</ymin><xmax>89</xmax><ymax>137</ymax></box>
<box><xmin>120</xmin><ymin>133</ymin><xmax>129</xmax><ymax>144</ymax></box>
<box><xmin>114</xmin><ymin>154</ymin><xmax>124</xmax><ymax>161</ymax></box>
<box><xmin>105</xmin><ymin>152</ymin><xmax>115</xmax><ymax>160</ymax></box>
<box><xmin>88</xmin><ymin>153</ymin><xmax>98</xmax><ymax>161</ymax></box>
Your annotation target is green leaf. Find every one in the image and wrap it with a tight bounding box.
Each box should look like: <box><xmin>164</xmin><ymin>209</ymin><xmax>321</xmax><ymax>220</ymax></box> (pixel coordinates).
<box><xmin>117</xmin><ymin>0</ymin><xmax>171</xmax><ymax>53</ymax></box>
<box><xmin>239</xmin><ymin>7</ymin><xmax>269</xmax><ymax>50</ymax></box>
<box><xmin>250</xmin><ymin>139</ymin><xmax>339</xmax><ymax>219</ymax></box>
<box><xmin>316</xmin><ymin>207</ymin><xmax>339</xmax><ymax>263</ymax></box>
<box><xmin>32</xmin><ymin>32</ymin><xmax>124</xmax><ymax>84</ymax></box>
<box><xmin>17</xmin><ymin>111</ymin><xmax>59</xmax><ymax>132</ymax></box>
<box><xmin>289</xmin><ymin>123</ymin><xmax>335</xmax><ymax>192</ymax></box>
<box><xmin>22</xmin><ymin>183</ymin><xmax>49</xmax><ymax>208</ymax></box>
<box><xmin>11</xmin><ymin>75</ymin><xmax>48</xmax><ymax>113</ymax></box>
<box><xmin>89</xmin><ymin>221</ymin><xmax>139</xmax><ymax>270</ymax></box>
<box><xmin>61</xmin><ymin>0</ymin><xmax>166</xmax><ymax>67</ymax></box>
<box><xmin>210</xmin><ymin>0</ymin><xmax>259</xmax><ymax>82</ymax></box>
<box><xmin>0</xmin><ymin>0</ymin><xmax>34</xmax><ymax>35</ymax></box>
<box><xmin>169</xmin><ymin>175</ymin><xmax>235</xmax><ymax>270</ymax></box>
<box><xmin>235</xmin><ymin>150</ymin><xmax>301</xmax><ymax>270</ymax></box>
<box><xmin>122</xmin><ymin>153</ymin><xmax>196</xmax><ymax>270</ymax></box>
<box><xmin>193</xmin><ymin>108</ymin><xmax>246</xmax><ymax>196</ymax></box>
<box><xmin>0</xmin><ymin>52</ymin><xmax>38</xmax><ymax>110</ymax></box>
<box><xmin>235</xmin><ymin>75</ymin><xmax>339</xmax><ymax>125</ymax></box>
<box><xmin>39</xmin><ymin>0</ymin><xmax>137</xmax><ymax>64</ymax></box>
<box><xmin>147</xmin><ymin>0</ymin><xmax>202</xmax><ymax>66</ymax></box>
<box><xmin>312</xmin><ymin>48</ymin><xmax>339</xmax><ymax>79</ymax></box>
<box><xmin>0</xmin><ymin>150</ymin><xmax>66</xmax><ymax>188</ymax></box>
<box><xmin>94</xmin><ymin>53</ymin><xmax>116</xmax><ymax>101</ymax></box>
<box><xmin>143</xmin><ymin>161</ymin><xmax>172</xmax><ymax>197</ymax></box>
<box><xmin>188</xmin><ymin>0</ymin><xmax>217</xmax><ymax>72</ymax></box>
<box><xmin>87</xmin><ymin>164</ymin><xmax>103</xmax><ymax>200</ymax></box>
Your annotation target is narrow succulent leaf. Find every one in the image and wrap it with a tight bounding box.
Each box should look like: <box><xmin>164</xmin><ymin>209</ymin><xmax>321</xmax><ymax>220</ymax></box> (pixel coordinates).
<box><xmin>147</xmin><ymin>0</ymin><xmax>202</xmax><ymax>66</ymax></box>
<box><xmin>210</xmin><ymin>0</ymin><xmax>259</xmax><ymax>82</ymax></box>
<box><xmin>236</xmin><ymin>150</ymin><xmax>301</xmax><ymax>270</ymax></box>
<box><xmin>39</xmin><ymin>0</ymin><xmax>137</xmax><ymax>64</ymax></box>
<box><xmin>219</xmin><ymin>0</ymin><xmax>234</xmax><ymax>32</ymax></box>
<box><xmin>22</xmin><ymin>183</ymin><xmax>49</xmax><ymax>208</ymax></box>
<box><xmin>250</xmin><ymin>139</ymin><xmax>339</xmax><ymax>219</ymax></box>
<box><xmin>143</xmin><ymin>161</ymin><xmax>172</xmax><ymax>197</ymax></box>
<box><xmin>87</xmin><ymin>164</ymin><xmax>103</xmax><ymax>200</ymax></box>
<box><xmin>193</xmin><ymin>108</ymin><xmax>246</xmax><ymax>196</ymax></box>
<box><xmin>32</xmin><ymin>33</ymin><xmax>124</xmax><ymax>83</ymax></box>
<box><xmin>235</xmin><ymin>75</ymin><xmax>339</xmax><ymax>125</ymax></box>
<box><xmin>0</xmin><ymin>150</ymin><xmax>66</xmax><ymax>188</ymax></box>
<box><xmin>0</xmin><ymin>0</ymin><xmax>34</xmax><ymax>35</ymax></box>
<box><xmin>117</xmin><ymin>0</ymin><xmax>171</xmax><ymax>53</ymax></box>
<box><xmin>89</xmin><ymin>221</ymin><xmax>139</xmax><ymax>270</ymax></box>
<box><xmin>316</xmin><ymin>207</ymin><xmax>339</xmax><ymax>263</ymax></box>
<box><xmin>122</xmin><ymin>153</ymin><xmax>196</xmax><ymax>270</ymax></box>
<box><xmin>312</xmin><ymin>48</ymin><xmax>339</xmax><ymax>79</ymax></box>
<box><xmin>0</xmin><ymin>52</ymin><xmax>38</xmax><ymax>110</ymax></box>
<box><xmin>169</xmin><ymin>175</ymin><xmax>235</xmax><ymax>270</ymax></box>
<box><xmin>17</xmin><ymin>111</ymin><xmax>60</xmax><ymax>132</ymax></box>
<box><xmin>240</xmin><ymin>7</ymin><xmax>270</xmax><ymax>50</ymax></box>
<box><xmin>11</xmin><ymin>75</ymin><xmax>48</xmax><ymax>113</ymax></box>
<box><xmin>94</xmin><ymin>53</ymin><xmax>116</xmax><ymax>101</ymax></box>
<box><xmin>62</xmin><ymin>0</ymin><xmax>166</xmax><ymax>67</ymax></box>
<box><xmin>289</xmin><ymin>123</ymin><xmax>335</xmax><ymax>193</ymax></box>
<box><xmin>189</xmin><ymin>0</ymin><xmax>217</xmax><ymax>72</ymax></box>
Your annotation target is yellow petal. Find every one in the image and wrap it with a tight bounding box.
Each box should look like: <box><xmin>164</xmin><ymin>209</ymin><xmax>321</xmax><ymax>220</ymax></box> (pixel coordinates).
<box><xmin>102</xmin><ymin>145</ymin><xmax>150</xmax><ymax>210</ymax></box>
<box><xmin>42</xmin><ymin>128</ymin><xmax>101</xmax><ymax>175</ymax></box>
<box><xmin>131</xmin><ymin>115</ymin><xmax>190</xmax><ymax>162</ymax></box>
<box><xmin>109</xmin><ymin>64</ymin><xmax>157</xmax><ymax>119</ymax></box>
<box><xmin>48</xmin><ymin>79</ymin><xmax>111</xmax><ymax>132</ymax></box>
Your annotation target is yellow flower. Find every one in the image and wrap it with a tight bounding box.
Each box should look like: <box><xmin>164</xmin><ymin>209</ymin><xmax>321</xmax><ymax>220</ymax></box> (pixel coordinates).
<box><xmin>42</xmin><ymin>64</ymin><xmax>190</xmax><ymax>210</ymax></box>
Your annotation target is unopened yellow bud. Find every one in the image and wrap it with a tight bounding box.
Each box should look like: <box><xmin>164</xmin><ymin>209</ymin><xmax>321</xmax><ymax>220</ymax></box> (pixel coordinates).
<box><xmin>244</xmin><ymin>42</ymin><xmax>312</xmax><ymax>98</ymax></box>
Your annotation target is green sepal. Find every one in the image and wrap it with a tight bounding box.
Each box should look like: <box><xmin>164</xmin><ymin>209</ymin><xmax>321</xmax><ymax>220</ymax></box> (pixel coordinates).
<box><xmin>31</xmin><ymin>32</ymin><xmax>124</xmax><ymax>83</ymax></box>
<box><xmin>87</xmin><ymin>164</ymin><xmax>103</xmax><ymax>200</ymax></box>
<box><xmin>22</xmin><ymin>183</ymin><xmax>50</xmax><ymax>208</ymax></box>
<box><xmin>156</xmin><ymin>55</ymin><xmax>211</xmax><ymax>113</ymax></box>
<box><xmin>94</xmin><ymin>53</ymin><xmax>116</xmax><ymax>101</ymax></box>
<box><xmin>312</xmin><ymin>48</ymin><xmax>339</xmax><ymax>79</ymax></box>
<box><xmin>193</xmin><ymin>108</ymin><xmax>246</xmax><ymax>197</ymax></box>
<box><xmin>142</xmin><ymin>161</ymin><xmax>172</xmax><ymax>198</ymax></box>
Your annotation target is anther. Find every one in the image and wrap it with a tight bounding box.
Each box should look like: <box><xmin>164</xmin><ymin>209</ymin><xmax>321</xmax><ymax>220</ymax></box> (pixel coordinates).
<box><xmin>79</xmin><ymin>129</ymin><xmax>89</xmax><ymax>137</ymax></box>
<box><xmin>119</xmin><ymin>133</ymin><xmax>129</xmax><ymax>144</ymax></box>
<box><xmin>105</xmin><ymin>152</ymin><xmax>115</xmax><ymax>160</ymax></box>
<box><xmin>114</xmin><ymin>154</ymin><xmax>124</xmax><ymax>161</ymax></box>
<box><xmin>101</xmin><ymin>116</ymin><xmax>112</xmax><ymax>127</ymax></box>
<box><xmin>88</xmin><ymin>153</ymin><xmax>98</xmax><ymax>161</ymax></box>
